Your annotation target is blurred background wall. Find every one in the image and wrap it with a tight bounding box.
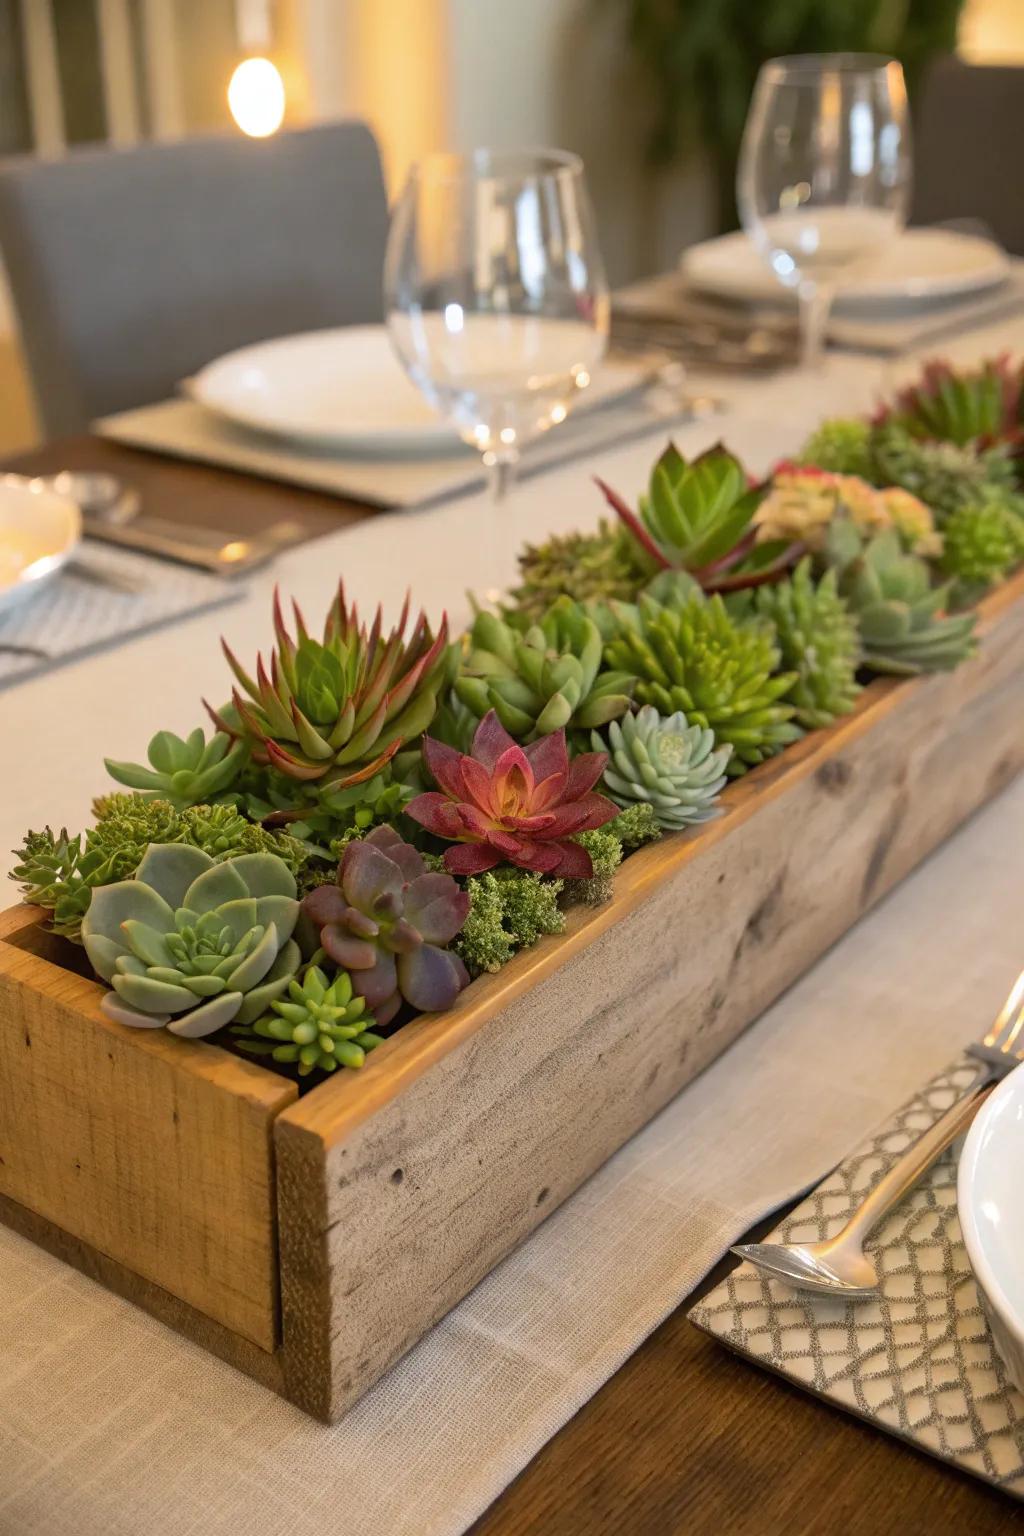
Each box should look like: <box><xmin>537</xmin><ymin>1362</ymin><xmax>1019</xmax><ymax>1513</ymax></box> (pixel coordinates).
<box><xmin>0</xmin><ymin>0</ymin><xmax>1022</xmax><ymax>454</ymax></box>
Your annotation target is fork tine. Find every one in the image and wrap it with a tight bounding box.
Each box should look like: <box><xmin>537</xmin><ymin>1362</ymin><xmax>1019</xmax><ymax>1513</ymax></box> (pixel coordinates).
<box><xmin>983</xmin><ymin>968</ymin><xmax>1024</xmax><ymax>1053</ymax></box>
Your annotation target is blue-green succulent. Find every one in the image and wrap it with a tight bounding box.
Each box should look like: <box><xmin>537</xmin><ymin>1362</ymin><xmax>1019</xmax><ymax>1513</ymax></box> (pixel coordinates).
<box><xmin>81</xmin><ymin>844</ymin><xmax>301</xmax><ymax>1037</ymax></box>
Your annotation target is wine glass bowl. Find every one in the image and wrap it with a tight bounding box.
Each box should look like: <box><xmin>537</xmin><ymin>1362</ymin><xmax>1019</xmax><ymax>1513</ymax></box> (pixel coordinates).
<box><xmin>384</xmin><ymin>148</ymin><xmax>609</xmax><ymax>494</ymax></box>
<box><xmin>738</xmin><ymin>54</ymin><xmax>911</xmax><ymax>366</ymax></box>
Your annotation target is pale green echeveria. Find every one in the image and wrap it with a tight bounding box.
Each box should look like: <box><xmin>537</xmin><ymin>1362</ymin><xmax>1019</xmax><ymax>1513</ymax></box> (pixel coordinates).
<box><xmin>594</xmin><ymin>706</ymin><xmax>732</xmax><ymax>831</ymax></box>
<box><xmin>81</xmin><ymin>844</ymin><xmax>300</xmax><ymax>1038</ymax></box>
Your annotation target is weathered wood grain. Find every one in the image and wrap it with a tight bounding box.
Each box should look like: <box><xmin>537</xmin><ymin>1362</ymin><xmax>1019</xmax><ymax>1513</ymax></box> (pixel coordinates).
<box><xmin>0</xmin><ymin>907</ymin><xmax>296</xmax><ymax>1351</ymax></box>
<box><xmin>274</xmin><ymin>568</ymin><xmax>1024</xmax><ymax>1420</ymax></box>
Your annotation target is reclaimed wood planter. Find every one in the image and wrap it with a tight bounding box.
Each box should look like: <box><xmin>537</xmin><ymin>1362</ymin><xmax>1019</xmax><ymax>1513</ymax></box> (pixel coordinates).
<box><xmin>2</xmin><ymin>570</ymin><xmax>1024</xmax><ymax>1421</ymax></box>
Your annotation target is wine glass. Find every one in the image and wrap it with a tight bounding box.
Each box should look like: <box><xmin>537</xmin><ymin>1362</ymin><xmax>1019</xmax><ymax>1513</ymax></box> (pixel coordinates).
<box><xmin>384</xmin><ymin>148</ymin><xmax>609</xmax><ymax>507</ymax></box>
<box><xmin>737</xmin><ymin>54</ymin><xmax>911</xmax><ymax>367</ymax></box>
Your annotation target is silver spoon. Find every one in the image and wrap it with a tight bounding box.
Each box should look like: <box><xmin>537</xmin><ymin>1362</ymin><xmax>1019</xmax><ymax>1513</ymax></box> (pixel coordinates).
<box><xmin>731</xmin><ymin>1081</ymin><xmax>994</xmax><ymax>1298</ymax></box>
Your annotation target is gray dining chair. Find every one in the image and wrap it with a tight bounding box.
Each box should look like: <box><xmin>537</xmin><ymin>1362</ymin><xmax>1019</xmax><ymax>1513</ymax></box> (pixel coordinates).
<box><xmin>0</xmin><ymin>121</ymin><xmax>390</xmax><ymax>439</ymax></box>
<box><xmin>911</xmin><ymin>57</ymin><xmax>1024</xmax><ymax>257</ymax></box>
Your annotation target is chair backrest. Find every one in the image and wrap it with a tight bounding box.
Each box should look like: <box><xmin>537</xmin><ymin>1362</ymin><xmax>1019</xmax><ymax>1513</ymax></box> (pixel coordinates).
<box><xmin>911</xmin><ymin>57</ymin><xmax>1024</xmax><ymax>256</ymax></box>
<box><xmin>0</xmin><ymin>121</ymin><xmax>390</xmax><ymax>438</ymax></box>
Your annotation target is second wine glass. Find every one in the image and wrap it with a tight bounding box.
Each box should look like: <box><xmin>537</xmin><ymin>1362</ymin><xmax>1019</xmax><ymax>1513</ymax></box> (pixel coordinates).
<box><xmin>738</xmin><ymin>54</ymin><xmax>912</xmax><ymax>367</ymax></box>
<box><xmin>384</xmin><ymin>148</ymin><xmax>609</xmax><ymax>504</ymax></box>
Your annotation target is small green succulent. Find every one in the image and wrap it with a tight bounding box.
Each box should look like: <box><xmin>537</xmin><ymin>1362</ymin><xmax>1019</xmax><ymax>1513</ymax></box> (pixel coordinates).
<box><xmin>81</xmin><ymin>844</ymin><xmax>301</xmax><ymax>1036</ymax></box>
<box><xmin>797</xmin><ymin>418</ymin><xmax>874</xmax><ymax>480</ymax></box>
<box><xmin>233</xmin><ymin>962</ymin><xmax>384</xmax><ymax>1075</ymax></box>
<box><xmin>604</xmin><ymin>592</ymin><xmax>801</xmax><ymax>773</ymax></box>
<box><xmin>753</xmin><ymin>561</ymin><xmax>862</xmax><ymax>729</ymax></box>
<box><xmin>455</xmin><ymin>598</ymin><xmax>634</xmax><ymax>741</ymax></box>
<box><xmin>825</xmin><ymin>523</ymin><xmax>977</xmax><ymax>676</ymax></box>
<box><xmin>105</xmin><ymin>728</ymin><xmax>248</xmax><ymax>809</ymax></box>
<box><xmin>869</xmin><ymin>421</ymin><xmax>1017</xmax><ymax>522</ymax></box>
<box><xmin>938</xmin><ymin>500</ymin><xmax>1024</xmax><ymax>596</ymax></box>
<box><xmin>507</xmin><ymin>520</ymin><xmax>646</xmax><ymax>623</ymax></box>
<box><xmin>595</xmin><ymin>706</ymin><xmax>731</xmax><ymax>829</ymax></box>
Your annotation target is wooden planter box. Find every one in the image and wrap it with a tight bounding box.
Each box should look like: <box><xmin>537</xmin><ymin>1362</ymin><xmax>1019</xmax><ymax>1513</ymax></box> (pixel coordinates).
<box><xmin>3</xmin><ymin>571</ymin><xmax>1024</xmax><ymax>1422</ymax></box>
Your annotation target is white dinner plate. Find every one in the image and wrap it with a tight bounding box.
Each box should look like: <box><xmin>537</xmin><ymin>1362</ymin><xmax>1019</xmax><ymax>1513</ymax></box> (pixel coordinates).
<box><xmin>958</xmin><ymin>1060</ymin><xmax>1024</xmax><ymax>1396</ymax></box>
<box><xmin>681</xmin><ymin>228</ymin><xmax>1010</xmax><ymax>313</ymax></box>
<box><xmin>187</xmin><ymin>324</ymin><xmax>645</xmax><ymax>456</ymax></box>
<box><xmin>0</xmin><ymin>476</ymin><xmax>81</xmax><ymax>616</ymax></box>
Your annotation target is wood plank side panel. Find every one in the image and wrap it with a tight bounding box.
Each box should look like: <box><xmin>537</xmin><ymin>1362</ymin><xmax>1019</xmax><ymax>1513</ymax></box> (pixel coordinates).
<box><xmin>0</xmin><ymin>938</ymin><xmax>296</xmax><ymax>1351</ymax></box>
<box><xmin>276</xmin><ymin>584</ymin><xmax>1024</xmax><ymax>1420</ymax></box>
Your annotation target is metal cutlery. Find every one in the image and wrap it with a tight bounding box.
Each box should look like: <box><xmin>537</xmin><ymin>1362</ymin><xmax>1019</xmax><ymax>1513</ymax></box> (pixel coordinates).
<box><xmin>732</xmin><ymin>968</ymin><xmax>1024</xmax><ymax>1299</ymax></box>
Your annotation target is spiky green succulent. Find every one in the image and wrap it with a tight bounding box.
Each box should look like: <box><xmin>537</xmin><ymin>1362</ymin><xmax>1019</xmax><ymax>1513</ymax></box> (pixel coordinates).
<box><xmin>938</xmin><ymin>500</ymin><xmax>1024</xmax><ymax>595</ymax></box>
<box><xmin>878</xmin><ymin>356</ymin><xmax>1024</xmax><ymax>447</ymax></box>
<box><xmin>594</xmin><ymin>706</ymin><xmax>731</xmax><ymax>829</ymax></box>
<box><xmin>208</xmin><ymin>584</ymin><xmax>452</xmax><ymax>790</ymax></box>
<box><xmin>752</xmin><ymin>561</ymin><xmax>862</xmax><ymax>729</ymax></box>
<box><xmin>81</xmin><ymin>845</ymin><xmax>301</xmax><ymax>1036</ymax></box>
<box><xmin>869</xmin><ymin>420</ymin><xmax>1017</xmax><ymax>521</ymax></box>
<box><xmin>507</xmin><ymin>520</ymin><xmax>645</xmax><ymax>624</ymax></box>
<box><xmin>454</xmin><ymin>598</ymin><xmax>634</xmax><ymax>741</ymax></box>
<box><xmin>105</xmin><ymin>729</ymin><xmax>248</xmax><ymax>809</ymax></box>
<box><xmin>603</xmin><ymin>593</ymin><xmax>800</xmax><ymax>773</ymax></box>
<box><xmin>825</xmin><ymin>523</ymin><xmax>977</xmax><ymax>676</ymax></box>
<box><xmin>10</xmin><ymin>828</ymin><xmax>112</xmax><ymax>942</ymax></box>
<box><xmin>798</xmin><ymin>418</ymin><xmax>874</xmax><ymax>480</ymax></box>
<box><xmin>232</xmin><ymin>962</ymin><xmax>384</xmax><ymax>1075</ymax></box>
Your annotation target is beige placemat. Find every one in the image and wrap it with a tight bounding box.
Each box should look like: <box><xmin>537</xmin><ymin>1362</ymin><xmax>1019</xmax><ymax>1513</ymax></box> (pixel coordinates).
<box><xmin>94</xmin><ymin>364</ymin><xmax>680</xmax><ymax>509</ymax></box>
<box><xmin>691</xmin><ymin>1058</ymin><xmax>1024</xmax><ymax>1497</ymax></box>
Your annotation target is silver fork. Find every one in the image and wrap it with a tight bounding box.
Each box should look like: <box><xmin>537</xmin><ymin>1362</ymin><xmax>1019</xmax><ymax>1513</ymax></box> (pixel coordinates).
<box><xmin>732</xmin><ymin>969</ymin><xmax>1024</xmax><ymax>1299</ymax></box>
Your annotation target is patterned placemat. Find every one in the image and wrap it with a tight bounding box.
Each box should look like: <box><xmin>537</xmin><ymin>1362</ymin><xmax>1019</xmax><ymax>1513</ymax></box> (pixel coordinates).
<box><xmin>690</xmin><ymin>1058</ymin><xmax>1024</xmax><ymax>1497</ymax></box>
<box><xmin>0</xmin><ymin>541</ymin><xmax>241</xmax><ymax>687</ymax></box>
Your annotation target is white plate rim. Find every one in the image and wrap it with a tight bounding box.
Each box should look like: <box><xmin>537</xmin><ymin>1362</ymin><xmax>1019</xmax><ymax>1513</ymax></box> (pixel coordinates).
<box><xmin>681</xmin><ymin>227</ymin><xmax>1011</xmax><ymax>308</ymax></box>
<box><xmin>187</xmin><ymin>326</ymin><xmax>462</xmax><ymax>455</ymax></box>
<box><xmin>957</xmin><ymin>1063</ymin><xmax>1024</xmax><ymax>1349</ymax></box>
<box><xmin>0</xmin><ymin>475</ymin><xmax>81</xmax><ymax>612</ymax></box>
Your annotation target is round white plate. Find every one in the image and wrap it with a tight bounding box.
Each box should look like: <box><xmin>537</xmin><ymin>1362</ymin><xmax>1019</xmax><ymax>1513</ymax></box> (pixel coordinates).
<box><xmin>681</xmin><ymin>228</ymin><xmax>1010</xmax><ymax>312</ymax></box>
<box><xmin>0</xmin><ymin>476</ymin><xmax>81</xmax><ymax>616</ymax></box>
<box><xmin>189</xmin><ymin>326</ymin><xmax>464</xmax><ymax>455</ymax></box>
<box><xmin>958</xmin><ymin>1060</ymin><xmax>1024</xmax><ymax>1395</ymax></box>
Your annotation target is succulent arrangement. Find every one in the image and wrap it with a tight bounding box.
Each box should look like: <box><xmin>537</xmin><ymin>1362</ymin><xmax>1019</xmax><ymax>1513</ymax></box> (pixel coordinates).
<box><xmin>12</xmin><ymin>354</ymin><xmax>1022</xmax><ymax>1084</ymax></box>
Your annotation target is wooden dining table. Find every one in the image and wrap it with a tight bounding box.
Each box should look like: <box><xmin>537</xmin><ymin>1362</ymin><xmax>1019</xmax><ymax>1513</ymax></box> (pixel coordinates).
<box><xmin>3</xmin><ymin>429</ymin><xmax>1022</xmax><ymax>1536</ymax></box>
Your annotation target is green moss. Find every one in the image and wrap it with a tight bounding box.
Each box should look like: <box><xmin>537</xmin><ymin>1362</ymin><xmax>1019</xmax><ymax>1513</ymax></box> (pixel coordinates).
<box><xmin>561</xmin><ymin>826</ymin><xmax>623</xmax><ymax>907</ymax></box>
<box><xmin>454</xmin><ymin>869</ymin><xmax>565</xmax><ymax>976</ymax></box>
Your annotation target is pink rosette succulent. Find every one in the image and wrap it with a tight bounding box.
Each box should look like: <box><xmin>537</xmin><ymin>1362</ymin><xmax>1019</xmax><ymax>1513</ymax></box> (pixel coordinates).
<box><xmin>302</xmin><ymin>825</ymin><xmax>469</xmax><ymax>1025</ymax></box>
<box><xmin>406</xmin><ymin>710</ymin><xmax>617</xmax><ymax>878</ymax></box>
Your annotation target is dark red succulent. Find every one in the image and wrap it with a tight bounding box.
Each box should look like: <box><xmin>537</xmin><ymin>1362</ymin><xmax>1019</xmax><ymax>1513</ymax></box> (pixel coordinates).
<box><xmin>406</xmin><ymin>710</ymin><xmax>617</xmax><ymax>878</ymax></box>
<box><xmin>302</xmin><ymin>825</ymin><xmax>469</xmax><ymax>1025</ymax></box>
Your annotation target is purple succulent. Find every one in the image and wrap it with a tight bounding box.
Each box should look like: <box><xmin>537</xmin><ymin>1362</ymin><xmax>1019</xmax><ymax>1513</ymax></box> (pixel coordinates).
<box><xmin>302</xmin><ymin>825</ymin><xmax>470</xmax><ymax>1025</ymax></box>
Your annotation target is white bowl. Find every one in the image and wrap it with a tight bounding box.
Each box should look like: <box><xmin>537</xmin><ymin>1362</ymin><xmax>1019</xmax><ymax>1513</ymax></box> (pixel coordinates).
<box><xmin>0</xmin><ymin>475</ymin><xmax>81</xmax><ymax>615</ymax></box>
<box><xmin>958</xmin><ymin>1063</ymin><xmax>1024</xmax><ymax>1393</ymax></box>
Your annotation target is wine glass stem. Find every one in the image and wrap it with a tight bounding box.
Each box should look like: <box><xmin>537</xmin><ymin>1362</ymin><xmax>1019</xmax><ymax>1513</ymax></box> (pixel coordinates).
<box><xmin>798</xmin><ymin>281</ymin><xmax>836</xmax><ymax>369</ymax></box>
<box><xmin>480</xmin><ymin>447</ymin><xmax>520</xmax><ymax>604</ymax></box>
<box><xmin>487</xmin><ymin>448</ymin><xmax>520</xmax><ymax>503</ymax></box>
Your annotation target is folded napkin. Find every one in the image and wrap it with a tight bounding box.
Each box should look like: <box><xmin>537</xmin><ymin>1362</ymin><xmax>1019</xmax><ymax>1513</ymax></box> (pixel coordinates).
<box><xmin>691</xmin><ymin>1057</ymin><xmax>1024</xmax><ymax>1498</ymax></box>
<box><xmin>0</xmin><ymin>543</ymin><xmax>241</xmax><ymax>687</ymax></box>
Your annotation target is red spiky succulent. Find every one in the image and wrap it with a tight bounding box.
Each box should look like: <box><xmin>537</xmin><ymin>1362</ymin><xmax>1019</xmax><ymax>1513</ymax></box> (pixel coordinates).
<box><xmin>206</xmin><ymin>583</ymin><xmax>451</xmax><ymax>790</ymax></box>
<box><xmin>406</xmin><ymin>710</ymin><xmax>618</xmax><ymax>878</ymax></box>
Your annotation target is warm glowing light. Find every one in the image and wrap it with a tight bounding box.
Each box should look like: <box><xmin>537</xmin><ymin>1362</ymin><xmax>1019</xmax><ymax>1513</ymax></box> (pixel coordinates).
<box><xmin>228</xmin><ymin>57</ymin><xmax>285</xmax><ymax>138</ymax></box>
